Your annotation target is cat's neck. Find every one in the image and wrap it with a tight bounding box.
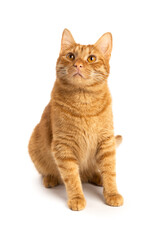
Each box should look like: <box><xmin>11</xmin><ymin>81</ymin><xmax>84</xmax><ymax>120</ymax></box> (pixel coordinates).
<box><xmin>51</xmin><ymin>78</ymin><xmax>112</xmax><ymax>117</ymax></box>
<box><xmin>55</xmin><ymin>78</ymin><xmax>109</xmax><ymax>96</ymax></box>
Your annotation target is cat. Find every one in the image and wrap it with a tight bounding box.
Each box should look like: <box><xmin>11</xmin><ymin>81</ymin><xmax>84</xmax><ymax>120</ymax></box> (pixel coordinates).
<box><xmin>28</xmin><ymin>29</ymin><xmax>124</xmax><ymax>210</ymax></box>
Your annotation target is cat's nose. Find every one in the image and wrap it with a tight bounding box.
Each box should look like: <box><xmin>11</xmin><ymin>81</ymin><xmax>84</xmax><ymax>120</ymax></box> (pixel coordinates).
<box><xmin>73</xmin><ymin>60</ymin><xmax>83</xmax><ymax>68</ymax></box>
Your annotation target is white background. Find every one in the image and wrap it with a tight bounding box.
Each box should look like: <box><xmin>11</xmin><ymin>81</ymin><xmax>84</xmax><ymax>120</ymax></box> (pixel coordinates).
<box><xmin>0</xmin><ymin>0</ymin><xmax>160</xmax><ymax>239</ymax></box>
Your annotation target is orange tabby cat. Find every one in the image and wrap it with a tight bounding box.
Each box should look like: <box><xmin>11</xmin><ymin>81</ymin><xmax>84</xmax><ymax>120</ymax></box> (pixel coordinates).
<box><xmin>28</xmin><ymin>29</ymin><xmax>124</xmax><ymax>210</ymax></box>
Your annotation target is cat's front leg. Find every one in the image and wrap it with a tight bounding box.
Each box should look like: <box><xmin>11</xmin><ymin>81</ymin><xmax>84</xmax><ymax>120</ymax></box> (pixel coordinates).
<box><xmin>52</xmin><ymin>141</ymin><xmax>86</xmax><ymax>211</ymax></box>
<box><xmin>96</xmin><ymin>135</ymin><xmax>123</xmax><ymax>206</ymax></box>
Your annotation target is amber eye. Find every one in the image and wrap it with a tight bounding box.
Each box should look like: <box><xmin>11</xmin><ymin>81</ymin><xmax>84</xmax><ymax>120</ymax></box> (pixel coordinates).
<box><xmin>66</xmin><ymin>52</ymin><xmax>75</xmax><ymax>61</ymax></box>
<box><xmin>87</xmin><ymin>55</ymin><xmax>96</xmax><ymax>63</ymax></box>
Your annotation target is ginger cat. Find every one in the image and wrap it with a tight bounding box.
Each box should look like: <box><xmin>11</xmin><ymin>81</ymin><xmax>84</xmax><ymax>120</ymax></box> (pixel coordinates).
<box><xmin>28</xmin><ymin>29</ymin><xmax>124</xmax><ymax>210</ymax></box>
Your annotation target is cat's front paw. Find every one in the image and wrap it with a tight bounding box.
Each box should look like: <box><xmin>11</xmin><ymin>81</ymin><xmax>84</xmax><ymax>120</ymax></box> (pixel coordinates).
<box><xmin>68</xmin><ymin>196</ymin><xmax>86</xmax><ymax>211</ymax></box>
<box><xmin>105</xmin><ymin>193</ymin><xmax>124</xmax><ymax>207</ymax></box>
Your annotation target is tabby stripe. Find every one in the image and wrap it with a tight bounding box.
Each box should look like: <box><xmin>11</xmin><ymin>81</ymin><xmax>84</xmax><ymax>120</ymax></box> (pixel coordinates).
<box><xmin>88</xmin><ymin>81</ymin><xmax>105</xmax><ymax>88</ymax></box>
<box><xmin>96</xmin><ymin>138</ymin><xmax>115</xmax><ymax>154</ymax></box>
<box><xmin>97</xmin><ymin>150</ymin><xmax>116</xmax><ymax>163</ymax></box>
<box><xmin>58</xmin><ymin>164</ymin><xmax>76</xmax><ymax>172</ymax></box>
<box><xmin>55</xmin><ymin>98</ymin><xmax>80</xmax><ymax>113</ymax></box>
<box><xmin>58</xmin><ymin>157</ymin><xmax>77</xmax><ymax>163</ymax></box>
<box><xmin>98</xmin><ymin>136</ymin><xmax>115</xmax><ymax>146</ymax></box>
<box><xmin>101</xmin><ymin>170</ymin><xmax>116</xmax><ymax>177</ymax></box>
<box><xmin>54</xmin><ymin>141</ymin><xmax>77</xmax><ymax>153</ymax></box>
<box><xmin>57</xmin><ymin>136</ymin><xmax>80</xmax><ymax>150</ymax></box>
<box><xmin>54</xmin><ymin>142</ymin><xmax>79</xmax><ymax>161</ymax></box>
<box><xmin>54</xmin><ymin>102</ymin><xmax>81</xmax><ymax>118</ymax></box>
<box><xmin>55</xmin><ymin>100</ymin><xmax>109</xmax><ymax>117</ymax></box>
<box><xmin>103</xmin><ymin>163</ymin><xmax>113</xmax><ymax>168</ymax></box>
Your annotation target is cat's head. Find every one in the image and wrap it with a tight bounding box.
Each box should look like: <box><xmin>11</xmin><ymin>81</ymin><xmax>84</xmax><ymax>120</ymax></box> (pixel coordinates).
<box><xmin>56</xmin><ymin>29</ymin><xmax>112</xmax><ymax>87</ymax></box>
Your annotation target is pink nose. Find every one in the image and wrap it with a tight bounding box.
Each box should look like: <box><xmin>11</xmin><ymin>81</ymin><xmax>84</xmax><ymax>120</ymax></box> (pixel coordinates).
<box><xmin>74</xmin><ymin>60</ymin><xmax>83</xmax><ymax>68</ymax></box>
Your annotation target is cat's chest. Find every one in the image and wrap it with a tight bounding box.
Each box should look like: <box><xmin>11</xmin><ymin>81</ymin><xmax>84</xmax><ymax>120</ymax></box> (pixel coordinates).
<box><xmin>77</xmin><ymin>118</ymin><xmax>98</xmax><ymax>166</ymax></box>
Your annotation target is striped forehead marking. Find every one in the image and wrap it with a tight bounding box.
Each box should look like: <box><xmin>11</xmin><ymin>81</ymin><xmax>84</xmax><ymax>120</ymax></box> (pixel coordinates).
<box><xmin>74</xmin><ymin>45</ymin><xmax>94</xmax><ymax>57</ymax></box>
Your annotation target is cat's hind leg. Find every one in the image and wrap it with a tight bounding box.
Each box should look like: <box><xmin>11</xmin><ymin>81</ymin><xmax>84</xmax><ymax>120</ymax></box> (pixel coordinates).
<box><xmin>28</xmin><ymin>124</ymin><xmax>62</xmax><ymax>188</ymax></box>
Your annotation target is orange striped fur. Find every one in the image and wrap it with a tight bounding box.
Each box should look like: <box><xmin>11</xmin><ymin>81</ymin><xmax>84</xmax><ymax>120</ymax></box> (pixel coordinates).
<box><xmin>28</xmin><ymin>29</ymin><xmax>123</xmax><ymax>210</ymax></box>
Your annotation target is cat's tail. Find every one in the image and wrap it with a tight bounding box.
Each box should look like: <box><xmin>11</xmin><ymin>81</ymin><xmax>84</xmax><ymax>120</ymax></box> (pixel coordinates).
<box><xmin>115</xmin><ymin>135</ymin><xmax>123</xmax><ymax>148</ymax></box>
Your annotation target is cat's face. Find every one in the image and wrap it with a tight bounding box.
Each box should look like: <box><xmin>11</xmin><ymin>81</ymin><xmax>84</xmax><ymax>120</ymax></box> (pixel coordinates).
<box><xmin>56</xmin><ymin>29</ymin><xmax>112</xmax><ymax>87</ymax></box>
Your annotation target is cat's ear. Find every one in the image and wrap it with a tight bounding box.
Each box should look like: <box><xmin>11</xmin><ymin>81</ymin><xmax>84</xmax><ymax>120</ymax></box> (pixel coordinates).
<box><xmin>94</xmin><ymin>32</ymin><xmax>112</xmax><ymax>59</ymax></box>
<box><xmin>61</xmin><ymin>29</ymin><xmax>75</xmax><ymax>52</ymax></box>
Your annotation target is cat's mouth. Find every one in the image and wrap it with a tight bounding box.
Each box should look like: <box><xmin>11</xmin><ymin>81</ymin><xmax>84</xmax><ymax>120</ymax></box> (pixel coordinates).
<box><xmin>73</xmin><ymin>73</ymin><xmax>83</xmax><ymax>77</ymax></box>
<box><xmin>73</xmin><ymin>72</ymin><xmax>84</xmax><ymax>78</ymax></box>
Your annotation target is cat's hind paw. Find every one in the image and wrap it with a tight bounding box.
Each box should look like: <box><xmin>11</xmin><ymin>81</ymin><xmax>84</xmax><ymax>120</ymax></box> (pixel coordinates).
<box><xmin>43</xmin><ymin>175</ymin><xmax>59</xmax><ymax>188</ymax></box>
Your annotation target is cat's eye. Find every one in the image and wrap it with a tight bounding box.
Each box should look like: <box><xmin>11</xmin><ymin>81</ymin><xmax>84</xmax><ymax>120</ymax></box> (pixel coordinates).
<box><xmin>87</xmin><ymin>55</ymin><xmax>96</xmax><ymax>63</ymax></box>
<box><xmin>66</xmin><ymin>52</ymin><xmax>75</xmax><ymax>61</ymax></box>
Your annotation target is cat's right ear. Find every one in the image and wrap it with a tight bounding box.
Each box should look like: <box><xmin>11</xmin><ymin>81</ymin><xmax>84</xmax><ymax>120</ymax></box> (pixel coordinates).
<box><xmin>61</xmin><ymin>29</ymin><xmax>75</xmax><ymax>53</ymax></box>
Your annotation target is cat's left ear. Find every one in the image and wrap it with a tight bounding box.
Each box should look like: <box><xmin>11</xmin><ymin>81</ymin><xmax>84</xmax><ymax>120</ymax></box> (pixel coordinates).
<box><xmin>94</xmin><ymin>32</ymin><xmax>112</xmax><ymax>59</ymax></box>
<box><xmin>61</xmin><ymin>29</ymin><xmax>75</xmax><ymax>52</ymax></box>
